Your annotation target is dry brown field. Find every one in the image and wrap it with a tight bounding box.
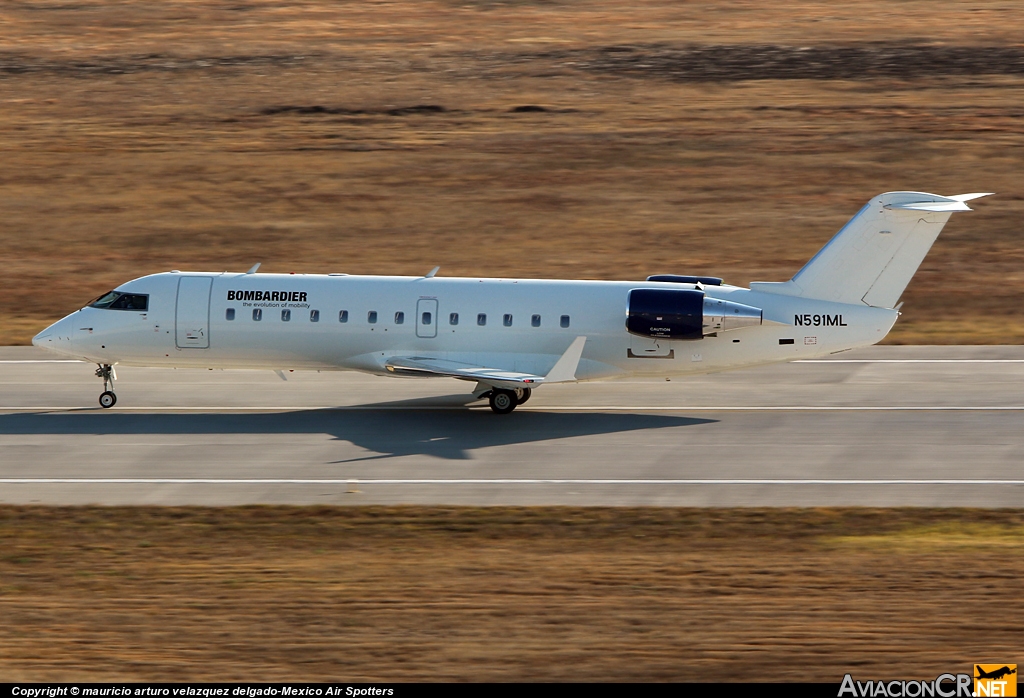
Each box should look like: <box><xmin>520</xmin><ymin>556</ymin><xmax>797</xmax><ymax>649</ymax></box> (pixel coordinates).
<box><xmin>1</xmin><ymin>506</ymin><xmax>1021</xmax><ymax>681</ymax></box>
<box><xmin>2</xmin><ymin>1</ymin><xmax>1024</xmax><ymax>344</ymax></box>
<box><xmin>4</xmin><ymin>5</ymin><xmax>1021</xmax><ymax>682</ymax></box>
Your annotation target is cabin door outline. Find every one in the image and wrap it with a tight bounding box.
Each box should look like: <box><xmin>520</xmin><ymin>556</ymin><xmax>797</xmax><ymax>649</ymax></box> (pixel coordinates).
<box><xmin>416</xmin><ymin>298</ymin><xmax>438</xmax><ymax>339</ymax></box>
<box><xmin>175</xmin><ymin>276</ymin><xmax>213</xmax><ymax>349</ymax></box>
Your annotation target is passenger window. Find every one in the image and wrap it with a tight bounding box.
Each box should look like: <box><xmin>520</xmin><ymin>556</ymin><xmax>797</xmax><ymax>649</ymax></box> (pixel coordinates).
<box><xmin>281</xmin><ymin>309</ymin><xmax>291</xmax><ymax>322</ymax></box>
<box><xmin>560</xmin><ymin>315</ymin><xmax>570</xmax><ymax>328</ymax></box>
<box><xmin>339</xmin><ymin>310</ymin><xmax>349</xmax><ymax>323</ymax></box>
<box><xmin>449</xmin><ymin>313</ymin><xmax>459</xmax><ymax>326</ymax></box>
<box><xmin>226</xmin><ymin>308</ymin><xmax>236</xmax><ymax>321</ymax></box>
<box><xmin>310</xmin><ymin>309</ymin><xmax>319</xmax><ymax>322</ymax></box>
<box><xmin>368</xmin><ymin>311</ymin><xmax>378</xmax><ymax>324</ymax></box>
<box><xmin>477</xmin><ymin>313</ymin><xmax>487</xmax><ymax>326</ymax></box>
<box><xmin>422</xmin><ymin>312</ymin><xmax>432</xmax><ymax>325</ymax></box>
<box><xmin>503</xmin><ymin>314</ymin><xmax>513</xmax><ymax>327</ymax></box>
<box><xmin>531</xmin><ymin>314</ymin><xmax>541</xmax><ymax>327</ymax></box>
<box><xmin>253</xmin><ymin>308</ymin><xmax>262</xmax><ymax>321</ymax></box>
<box><xmin>395</xmin><ymin>311</ymin><xmax>405</xmax><ymax>324</ymax></box>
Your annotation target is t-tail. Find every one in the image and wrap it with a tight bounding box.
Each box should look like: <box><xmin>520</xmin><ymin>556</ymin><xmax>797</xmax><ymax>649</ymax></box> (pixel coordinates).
<box><xmin>751</xmin><ymin>191</ymin><xmax>992</xmax><ymax>308</ymax></box>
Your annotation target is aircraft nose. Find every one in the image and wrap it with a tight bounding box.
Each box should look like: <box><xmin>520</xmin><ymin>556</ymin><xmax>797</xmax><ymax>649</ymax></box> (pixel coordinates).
<box><xmin>32</xmin><ymin>326</ymin><xmax>53</xmax><ymax>348</ymax></box>
<box><xmin>32</xmin><ymin>317</ymin><xmax>73</xmax><ymax>354</ymax></box>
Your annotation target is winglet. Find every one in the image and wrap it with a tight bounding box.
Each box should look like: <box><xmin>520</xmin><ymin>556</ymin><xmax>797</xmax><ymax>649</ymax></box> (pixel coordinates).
<box><xmin>424</xmin><ymin>266</ymin><xmax>440</xmax><ymax>278</ymax></box>
<box><xmin>544</xmin><ymin>336</ymin><xmax>586</xmax><ymax>383</ymax></box>
<box><xmin>246</xmin><ymin>263</ymin><xmax>261</xmax><ymax>274</ymax></box>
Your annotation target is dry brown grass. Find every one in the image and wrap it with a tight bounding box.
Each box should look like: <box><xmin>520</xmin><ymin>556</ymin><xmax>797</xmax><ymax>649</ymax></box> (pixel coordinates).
<box><xmin>2</xmin><ymin>1</ymin><xmax>1024</xmax><ymax>344</ymax></box>
<box><xmin>1</xmin><ymin>506</ymin><xmax>1021</xmax><ymax>681</ymax></box>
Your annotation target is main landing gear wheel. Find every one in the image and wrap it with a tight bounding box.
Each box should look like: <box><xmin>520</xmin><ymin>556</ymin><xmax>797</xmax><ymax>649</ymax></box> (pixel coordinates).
<box><xmin>515</xmin><ymin>388</ymin><xmax>532</xmax><ymax>405</ymax></box>
<box><xmin>488</xmin><ymin>389</ymin><xmax>518</xmax><ymax>414</ymax></box>
<box><xmin>95</xmin><ymin>363</ymin><xmax>117</xmax><ymax>408</ymax></box>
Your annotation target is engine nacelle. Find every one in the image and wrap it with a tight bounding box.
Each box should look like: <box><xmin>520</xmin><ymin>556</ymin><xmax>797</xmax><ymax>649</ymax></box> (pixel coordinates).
<box><xmin>626</xmin><ymin>288</ymin><xmax>763</xmax><ymax>340</ymax></box>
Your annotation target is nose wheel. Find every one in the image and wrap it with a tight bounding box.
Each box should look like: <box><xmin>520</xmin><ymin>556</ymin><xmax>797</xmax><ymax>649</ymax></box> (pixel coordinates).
<box><xmin>95</xmin><ymin>364</ymin><xmax>117</xmax><ymax>408</ymax></box>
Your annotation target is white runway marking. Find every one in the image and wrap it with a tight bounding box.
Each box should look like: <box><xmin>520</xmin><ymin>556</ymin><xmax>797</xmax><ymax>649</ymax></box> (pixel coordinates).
<box><xmin>796</xmin><ymin>359</ymin><xmax>1024</xmax><ymax>363</ymax></box>
<box><xmin>0</xmin><ymin>360</ymin><xmax>83</xmax><ymax>363</ymax></box>
<box><xmin>7</xmin><ymin>358</ymin><xmax>1024</xmax><ymax>364</ymax></box>
<box><xmin>2</xmin><ymin>478</ymin><xmax>1023</xmax><ymax>486</ymax></box>
<box><xmin>3</xmin><ymin>405</ymin><xmax>1024</xmax><ymax>412</ymax></box>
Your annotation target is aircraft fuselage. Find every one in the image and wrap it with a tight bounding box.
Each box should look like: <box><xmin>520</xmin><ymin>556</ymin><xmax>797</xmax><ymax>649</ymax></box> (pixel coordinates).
<box><xmin>35</xmin><ymin>271</ymin><xmax>897</xmax><ymax>381</ymax></box>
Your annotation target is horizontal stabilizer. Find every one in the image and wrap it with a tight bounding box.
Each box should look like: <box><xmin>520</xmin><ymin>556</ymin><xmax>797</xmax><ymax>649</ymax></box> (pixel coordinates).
<box><xmin>885</xmin><ymin>200</ymin><xmax>972</xmax><ymax>212</ymax></box>
<box><xmin>885</xmin><ymin>192</ymin><xmax>992</xmax><ymax>212</ymax></box>
<box><xmin>949</xmin><ymin>193</ymin><xmax>995</xmax><ymax>202</ymax></box>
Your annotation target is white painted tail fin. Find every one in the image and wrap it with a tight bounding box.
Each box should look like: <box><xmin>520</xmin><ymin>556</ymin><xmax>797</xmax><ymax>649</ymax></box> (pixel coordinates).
<box><xmin>751</xmin><ymin>192</ymin><xmax>992</xmax><ymax>308</ymax></box>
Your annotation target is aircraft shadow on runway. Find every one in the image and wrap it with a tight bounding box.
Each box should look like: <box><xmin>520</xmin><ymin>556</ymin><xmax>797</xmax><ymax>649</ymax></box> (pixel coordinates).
<box><xmin>0</xmin><ymin>407</ymin><xmax>716</xmax><ymax>461</ymax></box>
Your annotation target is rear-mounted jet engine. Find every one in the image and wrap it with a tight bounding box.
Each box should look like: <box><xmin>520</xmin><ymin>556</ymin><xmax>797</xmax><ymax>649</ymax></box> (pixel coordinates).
<box><xmin>626</xmin><ymin>288</ymin><xmax>763</xmax><ymax>340</ymax></box>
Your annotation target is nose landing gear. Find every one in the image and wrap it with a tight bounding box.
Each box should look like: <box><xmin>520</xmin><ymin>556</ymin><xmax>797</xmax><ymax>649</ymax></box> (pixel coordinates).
<box><xmin>95</xmin><ymin>364</ymin><xmax>117</xmax><ymax>408</ymax></box>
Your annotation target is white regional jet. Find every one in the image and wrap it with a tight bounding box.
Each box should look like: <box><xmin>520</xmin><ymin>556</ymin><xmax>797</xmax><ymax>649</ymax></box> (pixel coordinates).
<box><xmin>33</xmin><ymin>191</ymin><xmax>990</xmax><ymax>414</ymax></box>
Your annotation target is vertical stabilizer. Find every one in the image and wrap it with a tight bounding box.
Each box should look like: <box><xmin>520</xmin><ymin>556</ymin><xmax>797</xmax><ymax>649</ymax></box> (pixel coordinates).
<box><xmin>751</xmin><ymin>192</ymin><xmax>991</xmax><ymax>308</ymax></box>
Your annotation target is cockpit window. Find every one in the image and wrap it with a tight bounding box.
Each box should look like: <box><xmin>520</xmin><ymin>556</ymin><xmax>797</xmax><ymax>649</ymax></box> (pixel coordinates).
<box><xmin>89</xmin><ymin>292</ymin><xmax>149</xmax><ymax>311</ymax></box>
<box><xmin>88</xmin><ymin>291</ymin><xmax>120</xmax><ymax>308</ymax></box>
<box><xmin>110</xmin><ymin>294</ymin><xmax>148</xmax><ymax>310</ymax></box>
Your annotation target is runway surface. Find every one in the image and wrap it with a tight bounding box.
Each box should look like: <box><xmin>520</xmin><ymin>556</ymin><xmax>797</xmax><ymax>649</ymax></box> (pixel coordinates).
<box><xmin>1</xmin><ymin>345</ymin><xmax>1023</xmax><ymax>506</ymax></box>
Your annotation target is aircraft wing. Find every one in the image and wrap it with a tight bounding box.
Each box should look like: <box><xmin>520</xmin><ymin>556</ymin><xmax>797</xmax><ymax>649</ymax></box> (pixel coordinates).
<box><xmin>385</xmin><ymin>357</ymin><xmax>544</xmax><ymax>389</ymax></box>
<box><xmin>384</xmin><ymin>336</ymin><xmax>587</xmax><ymax>390</ymax></box>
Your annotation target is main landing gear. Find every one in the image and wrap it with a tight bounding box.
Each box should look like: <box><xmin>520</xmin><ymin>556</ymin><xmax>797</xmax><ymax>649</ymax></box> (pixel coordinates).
<box><xmin>486</xmin><ymin>387</ymin><xmax>531</xmax><ymax>414</ymax></box>
<box><xmin>95</xmin><ymin>364</ymin><xmax>117</xmax><ymax>408</ymax></box>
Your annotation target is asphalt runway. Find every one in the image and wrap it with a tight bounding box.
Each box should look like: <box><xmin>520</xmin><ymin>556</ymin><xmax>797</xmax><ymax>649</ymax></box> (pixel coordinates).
<box><xmin>1</xmin><ymin>345</ymin><xmax>1023</xmax><ymax>506</ymax></box>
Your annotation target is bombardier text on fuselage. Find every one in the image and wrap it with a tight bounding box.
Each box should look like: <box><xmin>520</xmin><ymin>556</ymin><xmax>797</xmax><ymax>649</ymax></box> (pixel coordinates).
<box><xmin>227</xmin><ymin>290</ymin><xmax>308</xmax><ymax>303</ymax></box>
<box><xmin>33</xmin><ymin>191</ymin><xmax>991</xmax><ymax>413</ymax></box>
